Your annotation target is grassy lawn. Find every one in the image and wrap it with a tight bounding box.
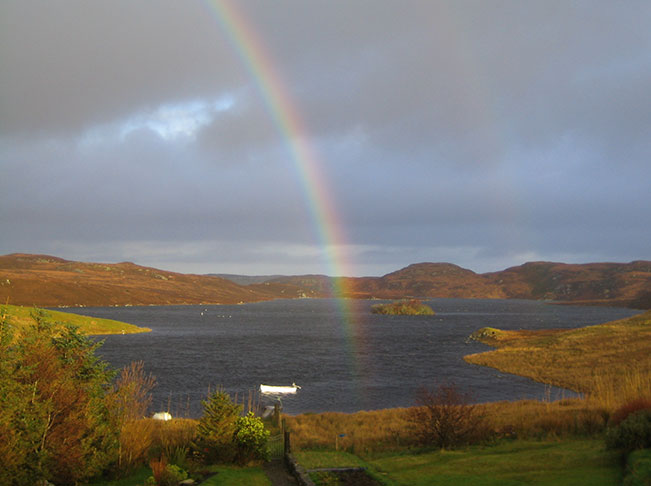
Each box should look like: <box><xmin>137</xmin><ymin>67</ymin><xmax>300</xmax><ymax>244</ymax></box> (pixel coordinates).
<box><xmin>88</xmin><ymin>465</ymin><xmax>270</xmax><ymax>486</ymax></box>
<box><xmin>367</xmin><ymin>439</ymin><xmax>622</xmax><ymax>486</ymax></box>
<box><xmin>294</xmin><ymin>450</ymin><xmax>369</xmax><ymax>469</ymax></box>
<box><xmin>295</xmin><ymin>439</ymin><xmax>622</xmax><ymax>486</ymax></box>
<box><xmin>88</xmin><ymin>467</ymin><xmax>151</xmax><ymax>486</ymax></box>
<box><xmin>199</xmin><ymin>465</ymin><xmax>271</xmax><ymax>486</ymax></box>
<box><xmin>294</xmin><ymin>450</ymin><xmax>392</xmax><ymax>485</ymax></box>
<box><xmin>1</xmin><ymin>304</ymin><xmax>149</xmax><ymax>335</ymax></box>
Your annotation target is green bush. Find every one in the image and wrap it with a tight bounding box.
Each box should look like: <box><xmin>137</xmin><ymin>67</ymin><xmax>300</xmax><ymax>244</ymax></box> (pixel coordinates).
<box><xmin>161</xmin><ymin>464</ymin><xmax>188</xmax><ymax>486</ymax></box>
<box><xmin>193</xmin><ymin>390</ymin><xmax>242</xmax><ymax>463</ymax></box>
<box><xmin>145</xmin><ymin>463</ymin><xmax>188</xmax><ymax>486</ymax></box>
<box><xmin>606</xmin><ymin>410</ymin><xmax>651</xmax><ymax>452</ymax></box>
<box><xmin>234</xmin><ymin>412</ymin><xmax>270</xmax><ymax>463</ymax></box>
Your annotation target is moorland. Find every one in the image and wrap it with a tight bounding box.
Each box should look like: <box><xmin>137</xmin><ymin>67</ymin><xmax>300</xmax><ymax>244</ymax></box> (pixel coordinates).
<box><xmin>1</xmin><ymin>253</ymin><xmax>650</xmax><ymax>308</ymax></box>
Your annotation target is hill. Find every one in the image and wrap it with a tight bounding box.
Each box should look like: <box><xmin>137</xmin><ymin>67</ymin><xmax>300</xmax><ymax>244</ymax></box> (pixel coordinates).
<box><xmin>484</xmin><ymin>260</ymin><xmax>651</xmax><ymax>307</ymax></box>
<box><xmin>1</xmin><ymin>253</ymin><xmax>649</xmax><ymax>308</ymax></box>
<box><xmin>0</xmin><ymin>254</ymin><xmax>282</xmax><ymax>307</ymax></box>
<box><xmin>254</xmin><ymin>261</ymin><xmax>650</xmax><ymax>308</ymax></box>
<box><xmin>210</xmin><ymin>273</ymin><xmax>287</xmax><ymax>286</ymax></box>
<box><xmin>344</xmin><ymin>262</ymin><xmax>508</xmax><ymax>299</ymax></box>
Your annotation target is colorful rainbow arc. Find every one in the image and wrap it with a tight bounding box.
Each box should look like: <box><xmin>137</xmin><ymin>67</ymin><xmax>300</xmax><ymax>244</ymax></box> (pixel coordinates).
<box><xmin>204</xmin><ymin>0</ymin><xmax>351</xmax><ymax>283</ymax></box>
<box><xmin>202</xmin><ymin>0</ymin><xmax>367</xmax><ymax>390</ymax></box>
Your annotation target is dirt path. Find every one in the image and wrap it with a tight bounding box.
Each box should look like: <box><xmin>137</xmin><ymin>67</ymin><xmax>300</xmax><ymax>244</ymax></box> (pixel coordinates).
<box><xmin>263</xmin><ymin>459</ymin><xmax>299</xmax><ymax>486</ymax></box>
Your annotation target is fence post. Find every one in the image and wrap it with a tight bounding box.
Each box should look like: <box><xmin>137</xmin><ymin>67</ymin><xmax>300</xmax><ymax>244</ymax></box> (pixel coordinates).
<box><xmin>274</xmin><ymin>402</ymin><xmax>280</xmax><ymax>427</ymax></box>
<box><xmin>284</xmin><ymin>430</ymin><xmax>291</xmax><ymax>455</ymax></box>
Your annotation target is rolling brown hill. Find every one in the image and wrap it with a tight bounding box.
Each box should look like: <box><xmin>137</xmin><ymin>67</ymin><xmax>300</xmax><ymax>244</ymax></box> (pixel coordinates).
<box><xmin>249</xmin><ymin>261</ymin><xmax>651</xmax><ymax>308</ymax></box>
<box><xmin>483</xmin><ymin>261</ymin><xmax>651</xmax><ymax>307</ymax></box>
<box><xmin>1</xmin><ymin>253</ymin><xmax>649</xmax><ymax>308</ymax></box>
<box><xmin>344</xmin><ymin>263</ymin><xmax>508</xmax><ymax>299</ymax></box>
<box><xmin>0</xmin><ymin>254</ymin><xmax>280</xmax><ymax>307</ymax></box>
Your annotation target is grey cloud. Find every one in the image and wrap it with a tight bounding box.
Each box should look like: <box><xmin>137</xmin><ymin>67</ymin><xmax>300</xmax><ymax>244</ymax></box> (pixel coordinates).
<box><xmin>0</xmin><ymin>0</ymin><xmax>243</xmax><ymax>135</ymax></box>
<box><xmin>1</xmin><ymin>0</ymin><xmax>649</xmax><ymax>275</ymax></box>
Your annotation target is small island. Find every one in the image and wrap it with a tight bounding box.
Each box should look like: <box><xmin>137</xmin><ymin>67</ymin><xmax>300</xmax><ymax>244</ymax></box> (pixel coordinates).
<box><xmin>371</xmin><ymin>299</ymin><xmax>435</xmax><ymax>316</ymax></box>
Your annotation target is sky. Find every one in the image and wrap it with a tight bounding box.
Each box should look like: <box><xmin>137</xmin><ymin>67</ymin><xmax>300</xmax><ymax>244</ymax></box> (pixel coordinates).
<box><xmin>1</xmin><ymin>1</ymin><xmax>650</xmax><ymax>277</ymax></box>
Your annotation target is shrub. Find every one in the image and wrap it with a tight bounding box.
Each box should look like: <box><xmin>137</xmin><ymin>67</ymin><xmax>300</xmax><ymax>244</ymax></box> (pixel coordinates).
<box><xmin>610</xmin><ymin>398</ymin><xmax>651</xmax><ymax>426</ymax></box>
<box><xmin>193</xmin><ymin>389</ymin><xmax>242</xmax><ymax>463</ymax></box>
<box><xmin>113</xmin><ymin>418</ymin><xmax>156</xmax><ymax>476</ymax></box>
<box><xmin>407</xmin><ymin>382</ymin><xmax>489</xmax><ymax>448</ymax></box>
<box><xmin>234</xmin><ymin>411</ymin><xmax>270</xmax><ymax>463</ymax></box>
<box><xmin>149</xmin><ymin>457</ymin><xmax>168</xmax><ymax>485</ymax></box>
<box><xmin>147</xmin><ymin>458</ymin><xmax>188</xmax><ymax>486</ymax></box>
<box><xmin>108</xmin><ymin>361</ymin><xmax>157</xmax><ymax>476</ymax></box>
<box><xmin>110</xmin><ymin>361</ymin><xmax>156</xmax><ymax>422</ymax></box>
<box><xmin>606</xmin><ymin>410</ymin><xmax>651</xmax><ymax>452</ymax></box>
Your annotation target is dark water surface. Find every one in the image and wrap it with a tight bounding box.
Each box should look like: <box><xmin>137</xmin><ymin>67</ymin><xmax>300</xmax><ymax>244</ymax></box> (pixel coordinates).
<box><xmin>62</xmin><ymin>299</ymin><xmax>639</xmax><ymax>416</ymax></box>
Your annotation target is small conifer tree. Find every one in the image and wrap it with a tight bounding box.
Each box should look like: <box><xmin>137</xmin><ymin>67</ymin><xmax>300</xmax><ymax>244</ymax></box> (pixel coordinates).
<box><xmin>193</xmin><ymin>389</ymin><xmax>242</xmax><ymax>463</ymax></box>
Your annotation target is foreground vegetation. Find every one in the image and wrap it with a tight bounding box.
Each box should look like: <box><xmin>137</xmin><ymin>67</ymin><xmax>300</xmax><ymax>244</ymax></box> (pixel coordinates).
<box><xmin>296</xmin><ymin>440</ymin><xmax>622</xmax><ymax>486</ymax></box>
<box><xmin>371</xmin><ymin>299</ymin><xmax>435</xmax><ymax>315</ymax></box>
<box><xmin>372</xmin><ymin>439</ymin><xmax>621</xmax><ymax>486</ymax></box>
<box><xmin>1</xmin><ymin>304</ymin><xmax>149</xmax><ymax>335</ymax></box>
<box><xmin>0</xmin><ymin>309</ymin><xmax>141</xmax><ymax>484</ymax></box>
<box><xmin>286</xmin><ymin>397</ymin><xmax>622</xmax><ymax>453</ymax></box>
<box><xmin>0</xmin><ymin>308</ymin><xmax>269</xmax><ymax>486</ymax></box>
<box><xmin>2</xmin><ymin>306</ymin><xmax>649</xmax><ymax>485</ymax></box>
<box><xmin>288</xmin><ymin>394</ymin><xmax>650</xmax><ymax>485</ymax></box>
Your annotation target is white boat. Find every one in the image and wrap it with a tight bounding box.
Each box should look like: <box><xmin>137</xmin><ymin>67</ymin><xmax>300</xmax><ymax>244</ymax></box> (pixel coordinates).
<box><xmin>260</xmin><ymin>383</ymin><xmax>301</xmax><ymax>394</ymax></box>
<box><xmin>152</xmin><ymin>412</ymin><xmax>172</xmax><ymax>421</ymax></box>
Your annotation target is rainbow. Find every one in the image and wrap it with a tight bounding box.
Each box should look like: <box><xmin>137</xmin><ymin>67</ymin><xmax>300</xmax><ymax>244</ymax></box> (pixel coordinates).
<box><xmin>201</xmin><ymin>0</ymin><xmax>368</xmax><ymax>393</ymax></box>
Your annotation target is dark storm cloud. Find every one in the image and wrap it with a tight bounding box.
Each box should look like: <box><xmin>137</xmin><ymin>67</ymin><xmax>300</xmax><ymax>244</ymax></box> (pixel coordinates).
<box><xmin>1</xmin><ymin>0</ymin><xmax>649</xmax><ymax>275</ymax></box>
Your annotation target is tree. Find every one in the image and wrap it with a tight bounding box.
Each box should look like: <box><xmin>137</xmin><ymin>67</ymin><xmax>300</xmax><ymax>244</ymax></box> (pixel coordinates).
<box><xmin>193</xmin><ymin>389</ymin><xmax>242</xmax><ymax>463</ymax></box>
<box><xmin>0</xmin><ymin>309</ymin><xmax>118</xmax><ymax>485</ymax></box>
<box><xmin>408</xmin><ymin>382</ymin><xmax>487</xmax><ymax>449</ymax></box>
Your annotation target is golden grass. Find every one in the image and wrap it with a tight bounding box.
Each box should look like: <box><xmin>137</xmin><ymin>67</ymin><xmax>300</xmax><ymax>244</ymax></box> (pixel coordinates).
<box><xmin>0</xmin><ymin>304</ymin><xmax>149</xmax><ymax>335</ymax></box>
<box><xmin>115</xmin><ymin>418</ymin><xmax>198</xmax><ymax>475</ymax></box>
<box><xmin>284</xmin><ymin>398</ymin><xmax>614</xmax><ymax>454</ymax></box>
<box><xmin>286</xmin><ymin>408</ymin><xmax>415</xmax><ymax>454</ymax></box>
<box><xmin>464</xmin><ymin>311</ymin><xmax>651</xmax><ymax>409</ymax></box>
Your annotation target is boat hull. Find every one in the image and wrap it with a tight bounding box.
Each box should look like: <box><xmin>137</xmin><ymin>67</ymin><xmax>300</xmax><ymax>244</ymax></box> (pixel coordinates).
<box><xmin>260</xmin><ymin>384</ymin><xmax>299</xmax><ymax>394</ymax></box>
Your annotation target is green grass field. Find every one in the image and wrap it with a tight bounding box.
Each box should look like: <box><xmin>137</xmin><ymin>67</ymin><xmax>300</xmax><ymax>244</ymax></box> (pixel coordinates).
<box><xmin>1</xmin><ymin>304</ymin><xmax>149</xmax><ymax>335</ymax></box>
<box><xmin>199</xmin><ymin>466</ymin><xmax>271</xmax><ymax>486</ymax></box>
<box><xmin>89</xmin><ymin>465</ymin><xmax>270</xmax><ymax>486</ymax></box>
<box><xmin>88</xmin><ymin>467</ymin><xmax>151</xmax><ymax>486</ymax></box>
<box><xmin>297</xmin><ymin>439</ymin><xmax>623</xmax><ymax>486</ymax></box>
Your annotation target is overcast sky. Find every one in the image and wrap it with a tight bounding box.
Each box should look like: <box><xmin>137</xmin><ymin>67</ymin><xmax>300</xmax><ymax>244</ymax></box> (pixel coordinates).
<box><xmin>1</xmin><ymin>1</ymin><xmax>650</xmax><ymax>276</ymax></box>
